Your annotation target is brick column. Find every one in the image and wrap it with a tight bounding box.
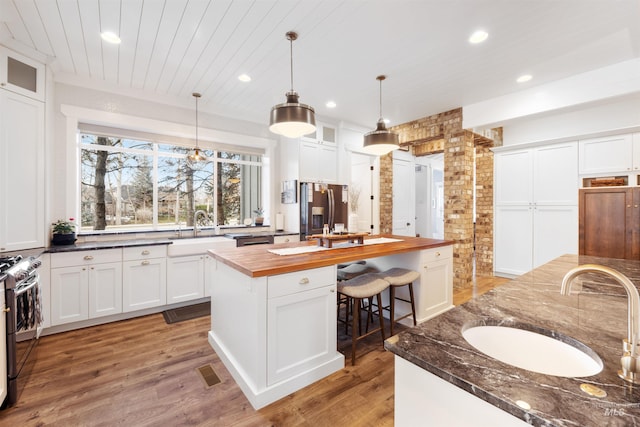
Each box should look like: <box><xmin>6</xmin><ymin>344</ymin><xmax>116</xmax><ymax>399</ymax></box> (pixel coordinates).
<box><xmin>379</xmin><ymin>153</ymin><xmax>393</xmax><ymax>234</ymax></box>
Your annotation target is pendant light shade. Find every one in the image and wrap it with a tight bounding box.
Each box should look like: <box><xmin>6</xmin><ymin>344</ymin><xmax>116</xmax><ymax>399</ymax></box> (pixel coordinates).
<box><xmin>269</xmin><ymin>31</ymin><xmax>316</xmax><ymax>139</ymax></box>
<box><xmin>188</xmin><ymin>92</ymin><xmax>204</xmax><ymax>163</ymax></box>
<box><xmin>363</xmin><ymin>75</ymin><xmax>399</xmax><ymax>156</ymax></box>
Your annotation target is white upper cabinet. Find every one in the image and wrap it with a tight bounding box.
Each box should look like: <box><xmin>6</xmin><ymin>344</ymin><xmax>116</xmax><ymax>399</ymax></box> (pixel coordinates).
<box><xmin>0</xmin><ymin>47</ymin><xmax>45</xmax><ymax>102</ymax></box>
<box><xmin>495</xmin><ymin>149</ymin><xmax>533</xmax><ymax>205</ymax></box>
<box><xmin>302</xmin><ymin>122</ymin><xmax>337</xmax><ymax>145</ymax></box>
<box><xmin>579</xmin><ymin>134</ymin><xmax>634</xmax><ymax>174</ymax></box>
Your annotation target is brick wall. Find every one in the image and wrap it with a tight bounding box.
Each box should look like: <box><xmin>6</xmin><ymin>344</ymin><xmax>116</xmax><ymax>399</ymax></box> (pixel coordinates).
<box><xmin>380</xmin><ymin>108</ymin><xmax>497</xmax><ymax>290</ymax></box>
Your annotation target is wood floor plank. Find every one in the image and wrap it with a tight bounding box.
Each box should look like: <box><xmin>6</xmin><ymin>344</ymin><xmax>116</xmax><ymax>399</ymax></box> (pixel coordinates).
<box><xmin>1</xmin><ymin>274</ymin><xmax>507</xmax><ymax>426</ymax></box>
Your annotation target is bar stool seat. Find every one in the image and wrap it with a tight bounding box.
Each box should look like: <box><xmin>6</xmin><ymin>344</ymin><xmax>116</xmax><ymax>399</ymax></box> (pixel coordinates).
<box><xmin>378</xmin><ymin>268</ymin><xmax>420</xmax><ymax>335</ymax></box>
<box><xmin>337</xmin><ymin>273</ymin><xmax>389</xmax><ymax>365</ymax></box>
<box><xmin>337</xmin><ymin>262</ymin><xmax>379</xmax><ymax>281</ymax></box>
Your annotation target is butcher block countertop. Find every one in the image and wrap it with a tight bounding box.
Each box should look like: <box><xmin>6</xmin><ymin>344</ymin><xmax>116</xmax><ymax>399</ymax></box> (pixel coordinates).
<box><xmin>207</xmin><ymin>234</ymin><xmax>453</xmax><ymax>277</ymax></box>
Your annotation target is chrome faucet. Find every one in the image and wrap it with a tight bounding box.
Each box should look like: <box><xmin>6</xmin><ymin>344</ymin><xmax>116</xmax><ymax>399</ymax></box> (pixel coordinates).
<box><xmin>193</xmin><ymin>210</ymin><xmax>209</xmax><ymax>237</ymax></box>
<box><xmin>561</xmin><ymin>264</ymin><xmax>640</xmax><ymax>384</ymax></box>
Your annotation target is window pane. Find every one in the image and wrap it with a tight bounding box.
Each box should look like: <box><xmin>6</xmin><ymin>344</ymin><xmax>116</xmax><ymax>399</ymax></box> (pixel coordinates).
<box><xmin>80</xmin><ymin>136</ymin><xmax>154</xmax><ymax>231</ymax></box>
<box><xmin>217</xmin><ymin>159</ymin><xmax>262</xmax><ymax>226</ymax></box>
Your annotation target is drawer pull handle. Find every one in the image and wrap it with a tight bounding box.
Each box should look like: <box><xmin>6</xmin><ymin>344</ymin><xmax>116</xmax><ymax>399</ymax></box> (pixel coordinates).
<box><xmin>141</xmin><ymin>250</ymin><xmax>150</xmax><ymax>255</ymax></box>
<box><xmin>435</xmin><ymin>252</ymin><xmax>440</xmax><ymax>257</ymax></box>
<box><xmin>299</xmin><ymin>277</ymin><xmax>310</xmax><ymax>285</ymax></box>
<box><xmin>141</xmin><ymin>260</ymin><xmax>150</xmax><ymax>265</ymax></box>
<box><xmin>84</xmin><ymin>255</ymin><xmax>94</xmax><ymax>261</ymax></box>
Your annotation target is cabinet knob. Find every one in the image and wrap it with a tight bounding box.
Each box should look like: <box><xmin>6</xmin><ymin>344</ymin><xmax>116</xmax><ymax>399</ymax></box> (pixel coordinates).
<box><xmin>84</xmin><ymin>255</ymin><xmax>94</xmax><ymax>261</ymax></box>
<box><xmin>628</xmin><ymin>205</ymin><xmax>632</xmax><ymax>208</ymax></box>
<box><xmin>141</xmin><ymin>260</ymin><xmax>150</xmax><ymax>265</ymax></box>
<box><xmin>141</xmin><ymin>250</ymin><xmax>150</xmax><ymax>255</ymax></box>
<box><xmin>2</xmin><ymin>307</ymin><xmax>10</xmax><ymax>313</ymax></box>
<box><xmin>330</xmin><ymin>289</ymin><xmax>335</xmax><ymax>293</ymax></box>
<box><xmin>299</xmin><ymin>277</ymin><xmax>310</xmax><ymax>285</ymax></box>
<box><xmin>435</xmin><ymin>252</ymin><xmax>441</xmax><ymax>257</ymax></box>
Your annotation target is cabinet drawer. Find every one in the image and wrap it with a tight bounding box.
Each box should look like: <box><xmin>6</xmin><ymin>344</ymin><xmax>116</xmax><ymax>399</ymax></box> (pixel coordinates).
<box><xmin>123</xmin><ymin>245</ymin><xmax>167</xmax><ymax>261</ymax></box>
<box><xmin>420</xmin><ymin>246</ymin><xmax>453</xmax><ymax>263</ymax></box>
<box><xmin>51</xmin><ymin>248</ymin><xmax>122</xmax><ymax>268</ymax></box>
<box><xmin>268</xmin><ymin>266</ymin><xmax>335</xmax><ymax>299</ymax></box>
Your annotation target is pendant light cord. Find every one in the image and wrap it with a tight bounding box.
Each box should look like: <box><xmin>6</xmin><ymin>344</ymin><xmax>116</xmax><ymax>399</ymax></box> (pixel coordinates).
<box><xmin>195</xmin><ymin>95</ymin><xmax>199</xmax><ymax>149</ymax></box>
<box><xmin>378</xmin><ymin>78</ymin><xmax>383</xmax><ymax>120</ymax></box>
<box><xmin>289</xmin><ymin>35</ymin><xmax>294</xmax><ymax>91</ymax></box>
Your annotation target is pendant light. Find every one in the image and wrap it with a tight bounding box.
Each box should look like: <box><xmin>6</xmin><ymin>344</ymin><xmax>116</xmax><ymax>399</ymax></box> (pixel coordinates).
<box><xmin>188</xmin><ymin>92</ymin><xmax>204</xmax><ymax>163</ymax></box>
<box><xmin>269</xmin><ymin>31</ymin><xmax>316</xmax><ymax>138</ymax></box>
<box><xmin>363</xmin><ymin>75</ymin><xmax>399</xmax><ymax>156</ymax></box>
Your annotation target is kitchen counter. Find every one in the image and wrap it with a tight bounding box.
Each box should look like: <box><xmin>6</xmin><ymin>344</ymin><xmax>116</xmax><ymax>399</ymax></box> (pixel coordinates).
<box><xmin>208</xmin><ymin>234</ymin><xmax>452</xmax><ymax>277</ymax></box>
<box><xmin>385</xmin><ymin>254</ymin><xmax>640</xmax><ymax>426</ymax></box>
<box><xmin>207</xmin><ymin>234</ymin><xmax>454</xmax><ymax>409</ymax></box>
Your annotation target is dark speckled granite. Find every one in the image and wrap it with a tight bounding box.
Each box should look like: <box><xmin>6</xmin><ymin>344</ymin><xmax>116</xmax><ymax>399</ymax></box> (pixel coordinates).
<box><xmin>45</xmin><ymin>239</ymin><xmax>173</xmax><ymax>253</ymax></box>
<box><xmin>385</xmin><ymin>254</ymin><xmax>640</xmax><ymax>427</ymax></box>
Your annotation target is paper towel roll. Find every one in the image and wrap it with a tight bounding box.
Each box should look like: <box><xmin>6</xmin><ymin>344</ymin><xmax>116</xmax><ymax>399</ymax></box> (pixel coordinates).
<box><xmin>275</xmin><ymin>213</ymin><xmax>284</xmax><ymax>231</ymax></box>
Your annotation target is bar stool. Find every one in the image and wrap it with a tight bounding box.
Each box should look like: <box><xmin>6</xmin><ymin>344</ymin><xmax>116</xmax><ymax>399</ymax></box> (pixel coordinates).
<box><xmin>378</xmin><ymin>268</ymin><xmax>420</xmax><ymax>336</ymax></box>
<box><xmin>336</xmin><ymin>262</ymin><xmax>379</xmax><ymax>334</ymax></box>
<box><xmin>337</xmin><ymin>273</ymin><xmax>389</xmax><ymax>366</ymax></box>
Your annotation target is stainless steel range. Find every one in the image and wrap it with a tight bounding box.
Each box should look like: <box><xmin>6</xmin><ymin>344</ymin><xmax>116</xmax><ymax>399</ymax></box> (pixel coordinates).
<box><xmin>1</xmin><ymin>255</ymin><xmax>42</xmax><ymax>407</ymax></box>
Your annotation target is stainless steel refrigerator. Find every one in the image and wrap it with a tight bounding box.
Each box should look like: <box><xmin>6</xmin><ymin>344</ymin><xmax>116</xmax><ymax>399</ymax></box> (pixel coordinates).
<box><xmin>299</xmin><ymin>182</ymin><xmax>349</xmax><ymax>241</ymax></box>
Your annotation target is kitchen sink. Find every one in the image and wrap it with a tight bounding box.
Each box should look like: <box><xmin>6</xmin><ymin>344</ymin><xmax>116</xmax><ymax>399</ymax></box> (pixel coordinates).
<box><xmin>167</xmin><ymin>236</ymin><xmax>236</xmax><ymax>256</ymax></box>
<box><xmin>462</xmin><ymin>321</ymin><xmax>603</xmax><ymax>378</ymax></box>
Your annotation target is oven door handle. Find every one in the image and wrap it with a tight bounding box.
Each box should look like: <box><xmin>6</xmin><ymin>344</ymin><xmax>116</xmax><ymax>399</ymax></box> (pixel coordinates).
<box><xmin>15</xmin><ymin>272</ymin><xmax>39</xmax><ymax>297</ymax></box>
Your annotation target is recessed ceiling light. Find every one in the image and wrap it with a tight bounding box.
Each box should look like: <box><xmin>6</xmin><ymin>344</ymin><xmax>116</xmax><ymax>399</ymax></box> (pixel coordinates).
<box><xmin>326</xmin><ymin>101</ymin><xmax>336</xmax><ymax>108</ymax></box>
<box><xmin>101</xmin><ymin>31</ymin><xmax>121</xmax><ymax>44</ymax></box>
<box><xmin>468</xmin><ymin>30</ymin><xmax>488</xmax><ymax>44</ymax></box>
<box><xmin>517</xmin><ymin>74</ymin><xmax>533</xmax><ymax>83</ymax></box>
<box><xmin>238</xmin><ymin>73</ymin><xmax>251</xmax><ymax>82</ymax></box>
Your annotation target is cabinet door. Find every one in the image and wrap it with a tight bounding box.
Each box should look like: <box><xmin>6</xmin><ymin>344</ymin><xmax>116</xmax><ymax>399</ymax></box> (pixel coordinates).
<box><xmin>420</xmin><ymin>253</ymin><xmax>453</xmax><ymax>321</ymax></box>
<box><xmin>122</xmin><ymin>258</ymin><xmax>167</xmax><ymax>312</ymax></box>
<box><xmin>494</xmin><ymin>149</ymin><xmax>533</xmax><ymax>205</ymax></box>
<box><xmin>167</xmin><ymin>255</ymin><xmax>204</xmax><ymax>303</ymax></box>
<box><xmin>0</xmin><ymin>90</ymin><xmax>45</xmax><ymax>251</ymax></box>
<box><xmin>267</xmin><ymin>285</ymin><xmax>336</xmax><ymax>385</ymax></box>
<box><xmin>533</xmin><ymin>205</ymin><xmax>578</xmax><ymax>269</ymax></box>
<box><xmin>579</xmin><ymin>188</ymin><xmax>634</xmax><ymax>259</ymax></box>
<box><xmin>319</xmin><ymin>144</ymin><xmax>337</xmax><ymax>182</ymax></box>
<box><xmin>299</xmin><ymin>141</ymin><xmax>320</xmax><ymax>182</ymax></box>
<box><xmin>579</xmin><ymin>134</ymin><xmax>633</xmax><ymax>174</ymax></box>
<box><xmin>0</xmin><ymin>47</ymin><xmax>45</xmax><ymax>101</ymax></box>
<box><xmin>534</xmin><ymin>142</ymin><xmax>578</xmax><ymax>205</ymax></box>
<box><xmin>634</xmin><ymin>133</ymin><xmax>640</xmax><ymax>172</ymax></box>
<box><xmin>88</xmin><ymin>262</ymin><xmax>123</xmax><ymax>318</ymax></box>
<box><xmin>51</xmin><ymin>267</ymin><xmax>89</xmax><ymax>325</ymax></box>
<box><xmin>494</xmin><ymin>206</ymin><xmax>533</xmax><ymax>276</ymax></box>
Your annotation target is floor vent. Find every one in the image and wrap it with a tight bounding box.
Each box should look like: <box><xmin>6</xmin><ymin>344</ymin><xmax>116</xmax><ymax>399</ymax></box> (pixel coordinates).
<box><xmin>196</xmin><ymin>364</ymin><xmax>221</xmax><ymax>388</ymax></box>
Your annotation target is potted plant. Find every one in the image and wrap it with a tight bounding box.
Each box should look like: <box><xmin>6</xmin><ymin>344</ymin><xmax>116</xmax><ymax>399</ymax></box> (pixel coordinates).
<box><xmin>253</xmin><ymin>208</ymin><xmax>265</xmax><ymax>226</ymax></box>
<box><xmin>51</xmin><ymin>218</ymin><xmax>77</xmax><ymax>245</ymax></box>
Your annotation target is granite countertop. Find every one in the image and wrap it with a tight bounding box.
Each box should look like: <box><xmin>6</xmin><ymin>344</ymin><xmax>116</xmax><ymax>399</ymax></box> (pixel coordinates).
<box><xmin>45</xmin><ymin>239</ymin><xmax>173</xmax><ymax>253</ymax></box>
<box><xmin>385</xmin><ymin>254</ymin><xmax>640</xmax><ymax>426</ymax></box>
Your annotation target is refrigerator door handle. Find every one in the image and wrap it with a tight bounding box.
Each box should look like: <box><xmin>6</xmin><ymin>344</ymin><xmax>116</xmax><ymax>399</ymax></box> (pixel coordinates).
<box><xmin>328</xmin><ymin>189</ymin><xmax>334</xmax><ymax>228</ymax></box>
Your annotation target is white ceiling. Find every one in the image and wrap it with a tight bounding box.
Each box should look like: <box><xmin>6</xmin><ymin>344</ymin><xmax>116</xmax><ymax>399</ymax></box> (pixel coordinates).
<box><xmin>1</xmin><ymin>0</ymin><xmax>639</xmax><ymax>130</ymax></box>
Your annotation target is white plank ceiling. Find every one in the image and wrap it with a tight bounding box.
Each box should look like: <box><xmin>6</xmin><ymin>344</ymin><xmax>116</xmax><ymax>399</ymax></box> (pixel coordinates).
<box><xmin>1</xmin><ymin>0</ymin><xmax>639</xmax><ymax>129</ymax></box>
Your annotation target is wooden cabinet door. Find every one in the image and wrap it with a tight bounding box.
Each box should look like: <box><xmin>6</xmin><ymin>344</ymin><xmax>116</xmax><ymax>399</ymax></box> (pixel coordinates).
<box><xmin>579</xmin><ymin>188</ymin><xmax>635</xmax><ymax>259</ymax></box>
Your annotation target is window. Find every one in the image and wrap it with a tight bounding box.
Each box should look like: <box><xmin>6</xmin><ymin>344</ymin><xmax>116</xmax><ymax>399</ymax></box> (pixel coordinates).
<box><xmin>79</xmin><ymin>132</ymin><xmax>262</xmax><ymax>233</ymax></box>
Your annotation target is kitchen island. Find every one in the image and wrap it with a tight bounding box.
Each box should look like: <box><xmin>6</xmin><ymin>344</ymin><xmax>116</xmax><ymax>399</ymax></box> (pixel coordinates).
<box><xmin>207</xmin><ymin>235</ymin><xmax>453</xmax><ymax>409</ymax></box>
<box><xmin>386</xmin><ymin>254</ymin><xmax>640</xmax><ymax>426</ymax></box>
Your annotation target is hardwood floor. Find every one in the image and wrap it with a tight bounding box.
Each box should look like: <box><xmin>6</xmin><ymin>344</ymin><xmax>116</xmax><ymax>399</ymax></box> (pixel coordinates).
<box><xmin>1</xmin><ymin>275</ymin><xmax>507</xmax><ymax>426</ymax></box>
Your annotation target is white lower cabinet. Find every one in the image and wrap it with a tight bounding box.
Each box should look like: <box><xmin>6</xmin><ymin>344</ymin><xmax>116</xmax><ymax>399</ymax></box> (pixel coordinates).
<box><xmin>50</xmin><ymin>249</ymin><xmax>123</xmax><ymax>325</ymax></box>
<box><xmin>167</xmin><ymin>255</ymin><xmax>205</xmax><ymax>304</ymax></box>
<box><xmin>122</xmin><ymin>246</ymin><xmax>167</xmax><ymax>312</ymax></box>
<box><xmin>419</xmin><ymin>246</ymin><xmax>453</xmax><ymax>320</ymax></box>
<box><xmin>266</xmin><ymin>267</ymin><xmax>337</xmax><ymax>385</ymax></box>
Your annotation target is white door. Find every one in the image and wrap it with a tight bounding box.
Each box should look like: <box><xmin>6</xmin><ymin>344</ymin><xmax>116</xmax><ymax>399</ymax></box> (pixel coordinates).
<box><xmin>414</xmin><ymin>163</ymin><xmax>430</xmax><ymax>238</ymax></box>
<box><xmin>51</xmin><ymin>267</ymin><xmax>89</xmax><ymax>325</ymax></box>
<box><xmin>533</xmin><ymin>205</ymin><xmax>578</xmax><ymax>268</ymax></box>
<box><xmin>88</xmin><ymin>262</ymin><xmax>122</xmax><ymax>318</ymax></box>
<box><xmin>494</xmin><ymin>149</ymin><xmax>533</xmax><ymax>205</ymax></box>
<box><xmin>393</xmin><ymin>157</ymin><xmax>416</xmax><ymax>236</ymax></box>
<box><xmin>167</xmin><ymin>255</ymin><xmax>205</xmax><ymax>303</ymax></box>
<box><xmin>494</xmin><ymin>206</ymin><xmax>534</xmax><ymax>276</ymax></box>
<box><xmin>122</xmin><ymin>258</ymin><xmax>167</xmax><ymax>312</ymax></box>
<box><xmin>534</xmin><ymin>142</ymin><xmax>578</xmax><ymax>205</ymax></box>
<box><xmin>351</xmin><ymin>153</ymin><xmax>376</xmax><ymax>234</ymax></box>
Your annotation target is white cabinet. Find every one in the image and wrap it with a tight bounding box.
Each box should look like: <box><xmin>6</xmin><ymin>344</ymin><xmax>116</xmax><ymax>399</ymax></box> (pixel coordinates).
<box><xmin>0</xmin><ymin>47</ymin><xmax>45</xmax><ymax>102</ymax></box>
<box><xmin>50</xmin><ymin>249</ymin><xmax>123</xmax><ymax>325</ymax></box>
<box><xmin>299</xmin><ymin>140</ymin><xmax>337</xmax><ymax>183</ymax></box>
<box><xmin>418</xmin><ymin>246</ymin><xmax>453</xmax><ymax>320</ymax></box>
<box><xmin>167</xmin><ymin>255</ymin><xmax>205</xmax><ymax>303</ymax></box>
<box><xmin>302</xmin><ymin>122</ymin><xmax>337</xmax><ymax>145</ymax></box>
<box><xmin>0</xmin><ymin>89</ymin><xmax>45</xmax><ymax>252</ymax></box>
<box><xmin>494</xmin><ymin>142</ymin><xmax>578</xmax><ymax>276</ymax></box>
<box><xmin>266</xmin><ymin>266</ymin><xmax>337</xmax><ymax>385</ymax></box>
<box><xmin>579</xmin><ymin>133</ymin><xmax>637</xmax><ymax>174</ymax></box>
<box><xmin>122</xmin><ymin>246</ymin><xmax>167</xmax><ymax>312</ymax></box>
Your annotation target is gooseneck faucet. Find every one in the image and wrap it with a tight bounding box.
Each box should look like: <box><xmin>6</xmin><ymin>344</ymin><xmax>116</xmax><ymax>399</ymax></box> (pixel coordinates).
<box><xmin>193</xmin><ymin>210</ymin><xmax>209</xmax><ymax>237</ymax></box>
<box><xmin>561</xmin><ymin>264</ymin><xmax>640</xmax><ymax>384</ymax></box>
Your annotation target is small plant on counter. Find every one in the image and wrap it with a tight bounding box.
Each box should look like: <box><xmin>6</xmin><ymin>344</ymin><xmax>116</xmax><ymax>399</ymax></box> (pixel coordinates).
<box><xmin>253</xmin><ymin>208</ymin><xmax>264</xmax><ymax>216</ymax></box>
<box><xmin>253</xmin><ymin>208</ymin><xmax>265</xmax><ymax>226</ymax></box>
<box><xmin>52</xmin><ymin>218</ymin><xmax>77</xmax><ymax>234</ymax></box>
